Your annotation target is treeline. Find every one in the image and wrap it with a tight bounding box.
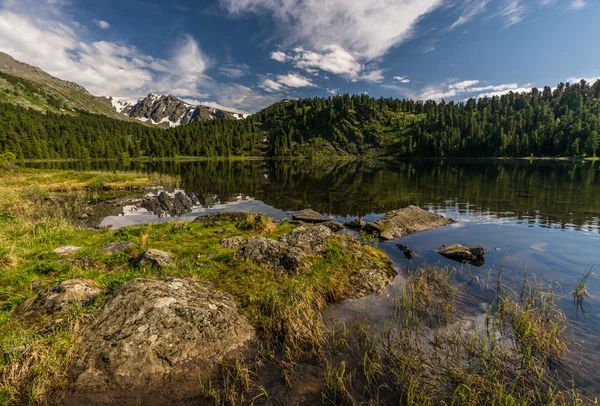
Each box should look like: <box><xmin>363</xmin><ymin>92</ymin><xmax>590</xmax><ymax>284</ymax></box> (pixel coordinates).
<box><xmin>256</xmin><ymin>80</ymin><xmax>600</xmax><ymax>157</ymax></box>
<box><xmin>0</xmin><ymin>103</ymin><xmax>262</xmax><ymax>159</ymax></box>
<box><xmin>1</xmin><ymin>79</ymin><xmax>600</xmax><ymax>159</ymax></box>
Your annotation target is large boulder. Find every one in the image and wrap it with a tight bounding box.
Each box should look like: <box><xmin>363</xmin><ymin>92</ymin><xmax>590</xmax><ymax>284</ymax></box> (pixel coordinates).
<box><xmin>16</xmin><ymin>279</ymin><xmax>100</xmax><ymax>317</ymax></box>
<box><xmin>438</xmin><ymin>244</ymin><xmax>486</xmax><ymax>266</ymax></box>
<box><xmin>362</xmin><ymin>206</ymin><xmax>455</xmax><ymax>240</ymax></box>
<box><xmin>68</xmin><ymin>278</ymin><xmax>255</xmax><ymax>403</ymax></box>
<box><xmin>236</xmin><ymin>225</ymin><xmax>333</xmax><ymax>274</ymax></box>
<box><xmin>344</xmin><ymin>218</ymin><xmax>365</xmax><ymax>230</ymax></box>
<box><xmin>292</xmin><ymin>209</ymin><xmax>331</xmax><ymax>223</ymax></box>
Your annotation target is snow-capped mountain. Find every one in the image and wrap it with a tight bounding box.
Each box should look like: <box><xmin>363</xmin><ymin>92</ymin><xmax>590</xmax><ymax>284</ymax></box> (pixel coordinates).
<box><xmin>110</xmin><ymin>94</ymin><xmax>250</xmax><ymax>128</ymax></box>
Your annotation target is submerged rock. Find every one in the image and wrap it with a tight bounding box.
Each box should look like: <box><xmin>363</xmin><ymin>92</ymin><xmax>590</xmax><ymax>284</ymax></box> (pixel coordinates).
<box><xmin>396</xmin><ymin>244</ymin><xmax>415</xmax><ymax>260</ymax></box>
<box><xmin>100</xmin><ymin>242</ymin><xmax>134</xmax><ymax>255</ymax></box>
<box><xmin>344</xmin><ymin>218</ymin><xmax>366</xmax><ymax>230</ymax></box>
<box><xmin>16</xmin><ymin>279</ymin><xmax>100</xmax><ymax>317</ymax></box>
<box><xmin>292</xmin><ymin>209</ymin><xmax>331</xmax><ymax>223</ymax></box>
<box><xmin>362</xmin><ymin>206</ymin><xmax>455</xmax><ymax>240</ymax></box>
<box><xmin>68</xmin><ymin>278</ymin><xmax>255</xmax><ymax>402</ymax></box>
<box><xmin>135</xmin><ymin>249</ymin><xmax>176</xmax><ymax>269</ymax></box>
<box><xmin>438</xmin><ymin>244</ymin><xmax>486</xmax><ymax>266</ymax></box>
<box><xmin>53</xmin><ymin>246</ymin><xmax>82</xmax><ymax>256</ymax></box>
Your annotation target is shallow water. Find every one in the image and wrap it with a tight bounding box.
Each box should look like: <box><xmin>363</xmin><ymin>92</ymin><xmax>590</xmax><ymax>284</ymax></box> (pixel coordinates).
<box><xmin>27</xmin><ymin>159</ymin><xmax>600</xmax><ymax>381</ymax></box>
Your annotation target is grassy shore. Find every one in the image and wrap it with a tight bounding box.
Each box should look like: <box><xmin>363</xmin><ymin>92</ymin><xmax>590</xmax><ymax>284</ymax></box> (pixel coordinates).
<box><xmin>0</xmin><ymin>167</ymin><xmax>595</xmax><ymax>405</ymax></box>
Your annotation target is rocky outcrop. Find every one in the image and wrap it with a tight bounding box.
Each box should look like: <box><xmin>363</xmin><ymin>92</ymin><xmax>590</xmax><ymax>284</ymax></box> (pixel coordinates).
<box><xmin>100</xmin><ymin>242</ymin><xmax>134</xmax><ymax>255</ymax></box>
<box><xmin>141</xmin><ymin>190</ymin><xmax>199</xmax><ymax>218</ymax></box>
<box><xmin>292</xmin><ymin>209</ymin><xmax>331</xmax><ymax>223</ymax></box>
<box><xmin>235</xmin><ymin>225</ymin><xmax>333</xmax><ymax>274</ymax></box>
<box><xmin>362</xmin><ymin>206</ymin><xmax>455</xmax><ymax>240</ymax></box>
<box><xmin>344</xmin><ymin>218</ymin><xmax>365</xmax><ymax>230</ymax></box>
<box><xmin>220</xmin><ymin>236</ymin><xmax>247</xmax><ymax>250</ymax></box>
<box><xmin>438</xmin><ymin>244</ymin><xmax>486</xmax><ymax>266</ymax></box>
<box><xmin>68</xmin><ymin>278</ymin><xmax>255</xmax><ymax>402</ymax></box>
<box><xmin>16</xmin><ymin>279</ymin><xmax>100</xmax><ymax>317</ymax></box>
<box><xmin>135</xmin><ymin>249</ymin><xmax>176</xmax><ymax>269</ymax></box>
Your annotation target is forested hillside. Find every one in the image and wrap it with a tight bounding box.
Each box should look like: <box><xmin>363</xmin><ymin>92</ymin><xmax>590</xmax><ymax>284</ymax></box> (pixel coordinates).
<box><xmin>1</xmin><ymin>79</ymin><xmax>599</xmax><ymax>159</ymax></box>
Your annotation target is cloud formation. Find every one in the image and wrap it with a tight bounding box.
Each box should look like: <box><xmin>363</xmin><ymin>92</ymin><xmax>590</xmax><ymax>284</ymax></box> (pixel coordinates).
<box><xmin>223</xmin><ymin>0</ymin><xmax>442</xmax><ymax>81</ymax></box>
<box><xmin>449</xmin><ymin>0</ymin><xmax>489</xmax><ymax>30</ymax></box>
<box><xmin>94</xmin><ymin>19</ymin><xmax>110</xmax><ymax>29</ymax></box>
<box><xmin>401</xmin><ymin>79</ymin><xmax>532</xmax><ymax>101</ymax></box>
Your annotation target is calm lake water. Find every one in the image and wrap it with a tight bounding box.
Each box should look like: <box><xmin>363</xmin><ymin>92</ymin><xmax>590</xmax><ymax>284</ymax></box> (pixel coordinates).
<box><xmin>27</xmin><ymin>158</ymin><xmax>600</xmax><ymax>389</ymax></box>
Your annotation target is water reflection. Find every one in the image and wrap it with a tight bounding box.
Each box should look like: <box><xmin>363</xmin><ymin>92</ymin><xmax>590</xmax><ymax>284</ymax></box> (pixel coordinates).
<box><xmin>26</xmin><ymin>159</ymin><xmax>600</xmax><ymax>232</ymax></box>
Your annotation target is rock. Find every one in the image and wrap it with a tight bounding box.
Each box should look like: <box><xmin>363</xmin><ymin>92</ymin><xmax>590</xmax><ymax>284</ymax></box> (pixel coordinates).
<box><xmin>396</xmin><ymin>244</ymin><xmax>415</xmax><ymax>260</ymax></box>
<box><xmin>220</xmin><ymin>236</ymin><xmax>247</xmax><ymax>250</ymax></box>
<box><xmin>53</xmin><ymin>246</ymin><xmax>82</xmax><ymax>256</ymax></box>
<box><xmin>292</xmin><ymin>209</ymin><xmax>331</xmax><ymax>223</ymax></box>
<box><xmin>141</xmin><ymin>190</ymin><xmax>199</xmax><ymax>218</ymax></box>
<box><xmin>30</xmin><ymin>280</ymin><xmax>42</xmax><ymax>290</ymax></box>
<box><xmin>67</xmin><ymin>257</ymin><xmax>96</xmax><ymax>268</ymax></box>
<box><xmin>100</xmin><ymin>242</ymin><xmax>134</xmax><ymax>255</ymax></box>
<box><xmin>438</xmin><ymin>244</ymin><xmax>486</xmax><ymax>266</ymax></box>
<box><xmin>351</xmin><ymin>268</ymin><xmax>393</xmax><ymax>298</ymax></box>
<box><xmin>69</xmin><ymin>278</ymin><xmax>255</xmax><ymax>400</ymax></box>
<box><xmin>237</xmin><ymin>225</ymin><xmax>333</xmax><ymax>274</ymax></box>
<box><xmin>322</xmin><ymin>221</ymin><xmax>344</xmax><ymax>233</ymax></box>
<box><xmin>136</xmin><ymin>249</ymin><xmax>176</xmax><ymax>269</ymax></box>
<box><xmin>344</xmin><ymin>218</ymin><xmax>366</xmax><ymax>230</ymax></box>
<box><xmin>16</xmin><ymin>279</ymin><xmax>100</xmax><ymax>317</ymax></box>
<box><xmin>362</xmin><ymin>206</ymin><xmax>455</xmax><ymax>240</ymax></box>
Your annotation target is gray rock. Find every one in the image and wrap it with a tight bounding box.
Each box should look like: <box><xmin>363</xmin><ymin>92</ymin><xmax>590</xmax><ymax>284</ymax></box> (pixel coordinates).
<box><xmin>438</xmin><ymin>244</ymin><xmax>486</xmax><ymax>266</ymax></box>
<box><xmin>220</xmin><ymin>236</ymin><xmax>247</xmax><ymax>250</ymax></box>
<box><xmin>362</xmin><ymin>206</ymin><xmax>455</xmax><ymax>240</ymax></box>
<box><xmin>344</xmin><ymin>218</ymin><xmax>366</xmax><ymax>230</ymax></box>
<box><xmin>292</xmin><ymin>209</ymin><xmax>331</xmax><ymax>223</ymax></box>
<box><xmin>322</xmin><ymin>221</ymin><xmax>344</xmax><ymax>233</ymax></box>
<box><xmin>100</xmin><ymin>242</ymin><xmax>134</xmax><ymax>255</ymax></box>
<box><xmin>141</xmin><ymin>191</ymin><xmax>198</xmax><ymax>218</ymax></box>
<box><xmin>237</xmin><ymin>225</ymin><xmax>333</xmax><ymax>274</ymax></box>
<box><xmin>16</xmin><ymin>279</ymin><xmax>100</xmax><ymax>317</ymax></box>
<box><xmin>136</xmin><ymin>249</ymin><xmax>176</xmax><ymax>269</ymax></box>
<box><xmin>53</xmin><ymin>246</ymin><xmax>81</xmax><ymax>256</ymax></box>
<box><xmin>70</xmin><ymin>278</ymin><xmax>255</xmax><ymax>398</ymax></box>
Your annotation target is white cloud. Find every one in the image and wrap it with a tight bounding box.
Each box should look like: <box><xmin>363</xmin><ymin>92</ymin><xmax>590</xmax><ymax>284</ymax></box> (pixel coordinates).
<box><xmin>288</xmin><ymin>45</ymin><xmax>362</xmax><ymax>78</ymax></box>
<box><xmin>219</xmin><ymin>63</ymin><xmax>250</xmax><ymax>78</ymax></box>
<box><xmin>449</xmin><ymin>80</ymin><xmax>480</xmax><ymax>91</ymax></box>
<box><xmin>567</xmin><ymin>76</ymin><xmax>600</xmax><ymax>84</ymax></box>
<box><xmin>500</xmin><ymin>0</ymin><xmax>526</xmax><ymax>27</ymax></box>
<box><xmin>259</xmin><ymin>78</ymin><xmax>285</xmax><ymax>92</ymax></box>
<box><xmin>326</xmin><ymin>88</ymin><xmax>339</xmax><ymax>95</ymax></box>
<box><xmin>394</xmin><ymin>76</ymin><xmax>410</xmax><ymax>83</ymax></box>
<box><xmin>356</xmin><ymin>69</ymin><xmax>385</xmax><ymax>83</ymax></box>
<box><xmin>568</xmin><ymin>0</ymin><xmax>586</xmax><ymax>10</ymax></box>
<box><xmin>276</xmin><ymin>73</ymin><xmax>316</xmax><ymax>88</ymax></box>
<box><xmin>402</xmin><ymin>79</ymin><xmax>532</xmax><ymax>101</ymax></box>
<box><xmin>449</xmin><ymin>0</ymin><xmax>489</xmax><ymax>30</ymax></box>
<box><xmin>222</xmin><ymin>0</ymin><xmax>442</xmax><ymax>81</ymax></box>
<box><xmin>222</xmin><ymin>0</ymin><xmax>443</xmax><ymax>60</ymax></box>
<box><xmin>270</xmin><ymin>51</ymin><xmax>288</xmax><ymax>63</ymax></box>
<box><xmin>94</xmin><ymin>19</ymin><xmax>110</xmax><ymax>29</ymax></box>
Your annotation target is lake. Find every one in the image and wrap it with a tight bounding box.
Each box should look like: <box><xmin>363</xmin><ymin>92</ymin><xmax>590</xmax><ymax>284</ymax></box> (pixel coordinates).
<box><xmin>27</xmin><ymin>158</ymin><xmax>600</xmax><ymax>391</ymax></box>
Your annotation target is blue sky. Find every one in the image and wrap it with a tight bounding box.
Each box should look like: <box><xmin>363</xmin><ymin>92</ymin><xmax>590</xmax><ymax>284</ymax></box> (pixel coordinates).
<box><xmin>0</xmin><ymin>0</ymin><xmax>598</xmax><ymax>112</ymax></box>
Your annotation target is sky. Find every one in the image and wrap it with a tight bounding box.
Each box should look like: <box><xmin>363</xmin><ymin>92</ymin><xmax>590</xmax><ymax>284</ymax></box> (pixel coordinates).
<box><xmin>0</xmin><ymin>0</ymin><xmax>598</xmax><ymax>113</ymax></box>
